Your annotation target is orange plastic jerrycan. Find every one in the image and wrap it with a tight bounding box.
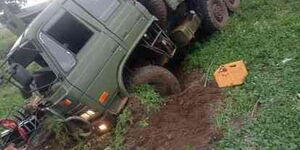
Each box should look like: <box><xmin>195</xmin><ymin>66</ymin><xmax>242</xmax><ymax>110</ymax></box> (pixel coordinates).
<box><xmin>214</xmin><ymin>60</ymin><xmax>248</xmax><ymax>88</ymax></box>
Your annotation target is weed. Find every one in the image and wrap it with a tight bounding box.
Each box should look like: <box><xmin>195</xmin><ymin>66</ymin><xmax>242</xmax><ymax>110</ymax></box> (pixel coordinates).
<box><xmin>138</xmin><ymin>119</ymin><xmax>150</xmax><ymax>128</ymax></box>
<box><xmin>0</xmin><ymin>29</ymin><xmax>20</xmax><ymax>118</ymax></box>
<box><xmin>185</xmin><ymin>145</ymin><xmax>195</xmax><ymax>150</ymax></box>
<box><xmin>110</xmin><ymin>108</ymin><xmax>132</xmax><ymax>150</ymax></box>
<box><xmin>134</xmin><ymin>84</ymin><xmax>163</xmax><ymax>113</ymax></box>
<box><xmin>71</xmin><ymin>141</ymin><xmax>91</xmax><ymax>150</ymax></box>
<box><xmin>43</xmin><ymin>117</ymin><xmax>71</xmax><ymax>147</ymax></box>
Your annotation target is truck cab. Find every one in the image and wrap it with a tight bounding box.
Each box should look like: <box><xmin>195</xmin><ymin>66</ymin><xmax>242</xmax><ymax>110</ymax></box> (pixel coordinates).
<box><xmin>1</xmin><ymin>1</ymin><xmax>158</xmax><ymax>146</ymax></box>
<box><xmin>8</xmin><ymin>0</ymin><xmax>155</xmax><ymax>115</ymax></box>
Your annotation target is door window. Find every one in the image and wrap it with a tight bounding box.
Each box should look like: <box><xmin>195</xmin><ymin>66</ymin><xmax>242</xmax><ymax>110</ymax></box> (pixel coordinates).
<box><xmin>45</xmin><ymin>12</ymin><xmax>94</xmax><ymax>54</ymax></box>
<box><xmin>40</xmin><ymin>33</ymin><xmax>76</xmax><ymax>73</ymax></box>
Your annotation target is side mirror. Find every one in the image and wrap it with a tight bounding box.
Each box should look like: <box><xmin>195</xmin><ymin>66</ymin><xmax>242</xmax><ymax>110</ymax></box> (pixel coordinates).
<box><xmin>8</xmin><ymin>63</ymin><xmax>33</xmax><ymax>90</ymax></box>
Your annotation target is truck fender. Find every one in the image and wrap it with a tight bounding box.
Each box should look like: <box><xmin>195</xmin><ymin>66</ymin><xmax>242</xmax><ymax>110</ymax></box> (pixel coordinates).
<box><xmin>117</xmin><ymin>18</ymin><xmax>156</xmax><ymax>97</ymax></box>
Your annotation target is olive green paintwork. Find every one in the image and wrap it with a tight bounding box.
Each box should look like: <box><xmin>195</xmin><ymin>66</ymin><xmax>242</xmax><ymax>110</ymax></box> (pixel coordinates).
<box><xmin>11</xmin><ymin>0</ymin><xmax>158</xmax><ymax>116</ymax></box>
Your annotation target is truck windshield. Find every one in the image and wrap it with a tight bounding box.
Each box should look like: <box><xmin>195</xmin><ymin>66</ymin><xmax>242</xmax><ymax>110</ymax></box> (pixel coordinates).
<box><xmin>8</xmin><ymin>41</ymin><xmax>58</xmax><ymax>96</ymax></box>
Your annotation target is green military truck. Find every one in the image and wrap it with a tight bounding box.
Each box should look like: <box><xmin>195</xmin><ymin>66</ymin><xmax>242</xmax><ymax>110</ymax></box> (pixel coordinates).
<box><xmin>0</xmin><ymin>0</ymin><xmax>239</xmax><ymax>148</ymax></box>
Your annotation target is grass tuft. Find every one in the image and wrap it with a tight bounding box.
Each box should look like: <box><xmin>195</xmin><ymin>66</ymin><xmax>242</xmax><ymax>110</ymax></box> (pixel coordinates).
<box><xmin>0</xmin><ymin>29</ymin><xmax>20</xmax><ymax>118</ymax></box>
<box><xmin>110</xmin><ymin>108</ymin><xmax>132</xmax><ymax>150</ymax></box>
<box><xmin>134</xmin><ymin>84</ymin><xmax>163</xmax><ymax>113</ymax></box>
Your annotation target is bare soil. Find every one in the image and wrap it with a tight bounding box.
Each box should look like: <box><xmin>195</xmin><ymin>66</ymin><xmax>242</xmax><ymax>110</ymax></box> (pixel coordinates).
<box><xmin>124</xmin><ymin>70</ymin><xmax>224</xmax><ymax>150</ymax></box>
<box><xmin>23</xmin><ymin>70</ymin><xmax>223</xmax><ymax>150</ymax></box>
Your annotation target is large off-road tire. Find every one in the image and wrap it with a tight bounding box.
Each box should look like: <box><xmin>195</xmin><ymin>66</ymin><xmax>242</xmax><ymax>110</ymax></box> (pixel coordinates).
<box><xmin>138</xmin><ymin>0</ymin><xmax>168</xmax><ymax>28</ymax></box>
<box><xmin>131</xmin><ymin>65</ymin><xmax>181</xmax><ymax>96</ymax></box>
<box><xmin>196</xmin><ymin>0</ymin><xmax>229</xmax><ymax>33</ymax></box>
<box><xmin>224</xmin><ymin>0</ymin><xmax>240</xmax><ymax>12</ymax></box>
<box><xmin>65</xmin><ymin>116</ymin><xmax>92</xmax><ymax>137</ymax></box>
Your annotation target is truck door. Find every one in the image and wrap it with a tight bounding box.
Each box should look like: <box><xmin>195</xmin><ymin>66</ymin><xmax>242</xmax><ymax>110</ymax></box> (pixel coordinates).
<box><xmin>61</xmin><ymin>1</ymin><xmax>128</xmax><ymax>108</ymax></box>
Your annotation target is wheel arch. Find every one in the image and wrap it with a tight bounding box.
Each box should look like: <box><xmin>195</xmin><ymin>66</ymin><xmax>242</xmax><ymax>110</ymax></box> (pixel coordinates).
<box><xmin>117</xmin><ymin>19</ymin><xmax>155</xmax><ymax>96</ymax></box>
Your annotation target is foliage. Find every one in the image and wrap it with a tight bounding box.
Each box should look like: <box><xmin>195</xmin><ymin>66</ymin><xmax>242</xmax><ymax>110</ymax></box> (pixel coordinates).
<box><xmin>187</xmin><ymin>0</ymin><xmax>300</xmax><ymax>148</ymax></box>
<box><xmin>0</xmin><ymin>30</ymin><xmax>19</xmax><ymax>118</ymax></box>
<box><xmin>43</xmin><ymin>117</ymin><xmax>92</xmax><ymax>150</ymax></box>
<box><xmin>138</xmin><ymin>119</ymin><xmax>149</xmax><ymax>128</ymax></box>
<box><xmin>185</xmin><ymin>145</ymin><xmax>195</xmax><ymax>150</ymax></box>
<box><xmin>110</xmin><ymin>108</ymin><xmax>132</xmax><ymax>150</ymax></box>
<box><xmin>0</xmin><ymin>29</ymin><xmax>16</xmax><ymax>57</ymax></box>
<box><xmin>44</xmin><ymin>117</ymin><xmax>70</xmax><ymax>147</ymax></box>
<box><xmin>134</xmin><ymin>84</ymin><xmax>163</xmax><ymax>113</ymax></box>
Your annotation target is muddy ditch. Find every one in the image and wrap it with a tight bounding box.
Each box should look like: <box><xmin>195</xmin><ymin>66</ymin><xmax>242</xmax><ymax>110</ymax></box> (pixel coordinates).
<box><xmin>23</xmin><ymin>69</ymin><xmax>223</xmax><ymax>150</ymax></box>
<box><xmin>123</xmin><ymin>70</ymin><xmax>224</xmax><ymax>150</ymax></box>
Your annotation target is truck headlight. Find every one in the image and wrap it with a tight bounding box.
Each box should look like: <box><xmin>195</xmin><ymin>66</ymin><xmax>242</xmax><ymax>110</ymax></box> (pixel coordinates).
<box><xmin>98</xmin><ymin>123</ymin><xmax>108</xmax><ymax>131</ymax></box>
<box><xmin>80</xmin><ymin>110</ymin><xmax>96</xmax><ymax>121</ymax></box>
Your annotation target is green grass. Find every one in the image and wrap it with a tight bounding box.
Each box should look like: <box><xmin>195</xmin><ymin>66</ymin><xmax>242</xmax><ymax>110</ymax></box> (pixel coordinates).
<box><xmin>134</xmin><ymin>84</ymin><xmax>163</xmax><ymax>113</ymax></box>
<box><xmin>0</xmin><ymin>29</ymin><xmax>16</xmax><ymax>55</ymax></box>
<box><xmin>185</xmin><ymin>145</ymin><xmax>195</xmax><ymax>150</ymax></box>
<box><xmin>109</xmin><ymin>108</ymin><xmax>132</xmax><ymax>150</ymax></box>
<box><xmin>0</xmin><ymin>85</ymin><xmax>24</xmax><ymax>117</ymax></box>
<box><xmin>0</xmin><ymin>29</ymin><xmax>21</xmax><ymax>119</ymax></box>
<box><xmin>187</xmin><ymin>0</ymin><xmax>300</xmax><ymax>149</ymax></box>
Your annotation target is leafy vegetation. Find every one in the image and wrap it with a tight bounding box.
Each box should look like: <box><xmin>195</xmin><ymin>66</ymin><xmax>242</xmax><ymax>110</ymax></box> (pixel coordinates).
<box><xmin>0</xmin><ymin>29</ymin><xmax>16</xmax><ymax>55</ymax></box>
<box><xmin>137</xmin><ymin>119</ymin><xmax>149</xmax><ymax>128</ymax></box>
<box><xmin>187</xmin><ymin>0</ymin><xmax>300</xmax><ymax>148</ymax></box>
<box><xmin>109</xmin><ymin>108</ymin><xmax>132</xmax><ymax>150</ymax></box>
<box><xmin>0</xmin><ymin>29</ymin><xmax>21</xmax><ymax>118</ymax></box>
<box><xmin>44</xmin><ymin>117</ymin><xmax>71</xmax><ymax>147</ymax></box>
<box><xmin>134</xmin><ymin>84</ymin><xmax>163</xmax><ymax>113</ymax></box>
<box><xmin>185</xmin><ymin>145</ymin><xmax>195</xmax><ymax>150</ymax></box>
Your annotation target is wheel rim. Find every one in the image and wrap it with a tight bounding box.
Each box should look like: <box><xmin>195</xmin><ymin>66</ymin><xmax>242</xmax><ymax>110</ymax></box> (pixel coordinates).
<box><xmin>212</xmin><ymin>1</ymin><xmax>226</xmax><ymax>22</ymax></box>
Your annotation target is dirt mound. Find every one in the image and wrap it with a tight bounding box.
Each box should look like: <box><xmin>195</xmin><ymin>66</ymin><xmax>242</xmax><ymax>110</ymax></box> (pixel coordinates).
<box><xmin>22</xmin><ymin>71</ymin><xmax>223</xmax><ymax>150</ymax></box>
<box><xmin>124</xmin><ymin>71</ymin><xmax>223</xmax><ymax>150</ymax></box>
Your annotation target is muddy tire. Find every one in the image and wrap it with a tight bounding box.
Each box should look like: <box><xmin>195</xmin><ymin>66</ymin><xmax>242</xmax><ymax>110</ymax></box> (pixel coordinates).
<box><xmin>224</xmin><ymin>0</ymin><xmax>240</xmax><ymax>11</ymax></box>
<box><xmin>132</xmin><ymin>65</ymin><xmax>181</xmax><ymax>96</ymax></box>
<box><xmin>196</xmin><ymin>0</ymin><xmax>229</xmax><ymax>33</ymax></box>
<box><xmin>138</xmin><ymin>0</ymin><xmax>168</xmax><ymax>28</ymax></box>
<box><xmin>65</xmin><ymin>117</ymin><xmax>92</xmax><ymax>137</ymax></box>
